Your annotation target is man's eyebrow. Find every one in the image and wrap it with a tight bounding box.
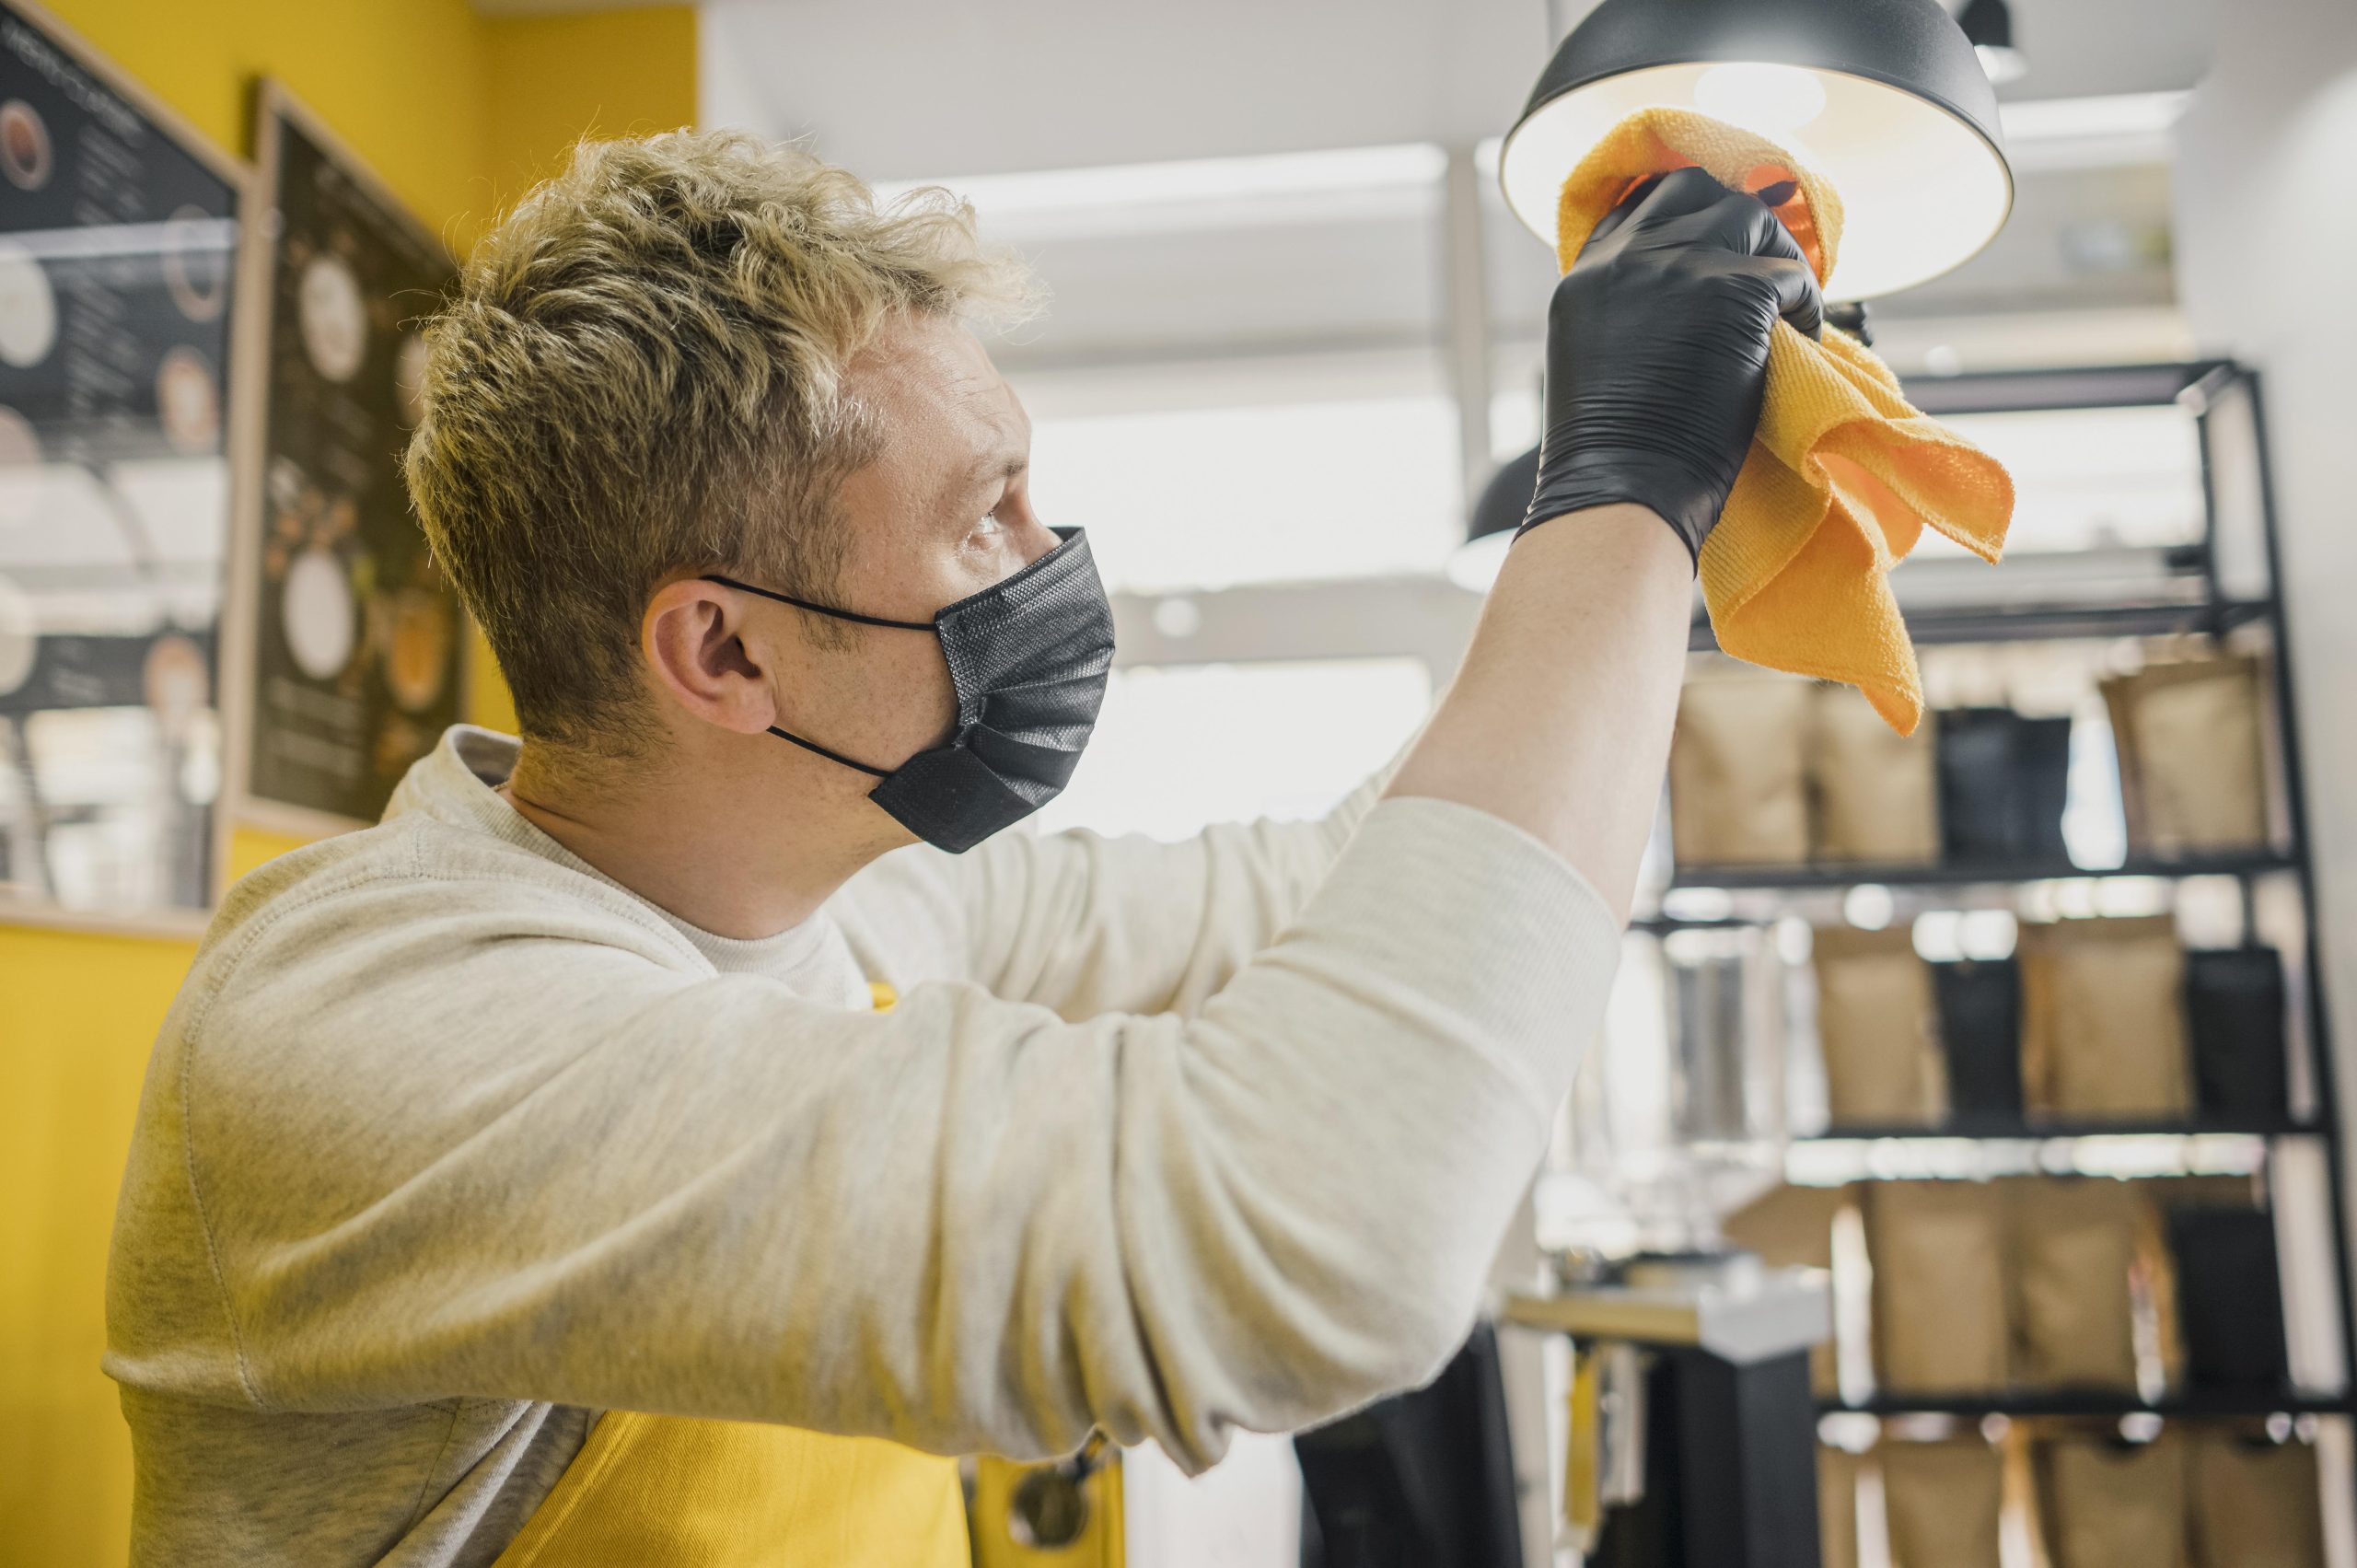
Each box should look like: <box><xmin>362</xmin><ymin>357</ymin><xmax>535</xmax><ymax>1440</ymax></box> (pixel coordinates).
<box><xmin>940</xmin><ymin>450</ymin><xmax>1028</xmax><ymax>514</ymax></box>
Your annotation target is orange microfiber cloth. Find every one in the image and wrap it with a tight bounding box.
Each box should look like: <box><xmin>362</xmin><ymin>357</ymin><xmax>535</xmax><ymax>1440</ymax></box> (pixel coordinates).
<box><xmin>1553</xmin><ymin>108</ymin><xmax>2014</xmax><ymax>734</ymax></box>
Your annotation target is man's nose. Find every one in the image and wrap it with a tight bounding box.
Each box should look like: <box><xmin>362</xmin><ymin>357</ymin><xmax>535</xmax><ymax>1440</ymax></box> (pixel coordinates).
<box><xmin>1015</xmin><ymin>515</ymin><xmax>1062</xmax><ymax>567</ymax></box>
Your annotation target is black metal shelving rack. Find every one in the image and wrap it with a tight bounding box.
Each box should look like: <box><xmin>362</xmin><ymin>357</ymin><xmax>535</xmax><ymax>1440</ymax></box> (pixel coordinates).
<box><xmin>1649</xmin><ymin>360</ymin><xmax>2357</xmax><ymax>1432</ymax></box>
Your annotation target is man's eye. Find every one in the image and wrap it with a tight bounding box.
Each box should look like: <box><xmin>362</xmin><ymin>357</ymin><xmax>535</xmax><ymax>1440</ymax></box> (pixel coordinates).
<box><xmin>973</xmin><ymin>511</ymin><xmax>1004</xmax><ymax>536</ymax></box>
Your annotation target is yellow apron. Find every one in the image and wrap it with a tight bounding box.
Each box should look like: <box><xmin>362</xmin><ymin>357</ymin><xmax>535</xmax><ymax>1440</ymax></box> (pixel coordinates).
<box><xmin>489</xmin><ymin>978</ymin><xmax>968</xmax><ymax>1568</ymax></box>
<box><xmin>487</xmin><ymin>1411</ymin><xmax>967</xmax><ymax>1567</ymax></box>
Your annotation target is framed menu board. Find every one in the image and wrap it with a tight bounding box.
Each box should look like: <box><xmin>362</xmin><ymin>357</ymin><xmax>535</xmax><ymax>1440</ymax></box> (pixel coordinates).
<box><xmin>0</xmin><ymin>0</ymin><xmax>250</xmax><ymax>930</ymax></box>
<box><xmin>227</xmin><ymin>81</ymin><xmax>459</xmax><ymax>833</ymax></box>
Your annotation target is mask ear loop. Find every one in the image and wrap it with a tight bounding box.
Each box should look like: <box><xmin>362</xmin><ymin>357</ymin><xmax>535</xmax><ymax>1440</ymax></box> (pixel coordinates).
<box><xmin>762</xmin><ymin>726</ymin><xmax>891</xmax><ymax>777</ymax></box>
<box><xmin>700</xmin><ymin>574</ymin><xmax>936</xmax><ymax>633</ymax></box>
<box><xmin>699</xmin><ymin>574</ymin><xmax>935</xmax><ymax>777</ymax></box>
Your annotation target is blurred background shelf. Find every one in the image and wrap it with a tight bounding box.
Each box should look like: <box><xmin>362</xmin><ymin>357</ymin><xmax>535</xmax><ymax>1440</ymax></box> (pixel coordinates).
<box><xmin>1666</xmin><ymin>849</ymin><xmax>2298</xmax><ymax>893</ymax></box>
<box><xmin>1688</xmin><ymin>592</ymin><xmax>2275</xmax><ymax>654</ymax></box>
<box><xmin>1798</xmin><ymin>1118</ymin><xmax>2326</xmax><ymax>1144</ymax></box>
<box><xmin>1821</xmin><ymin>1390</ymin><xmax>2350</xmax><ymax>1420</ymax></box>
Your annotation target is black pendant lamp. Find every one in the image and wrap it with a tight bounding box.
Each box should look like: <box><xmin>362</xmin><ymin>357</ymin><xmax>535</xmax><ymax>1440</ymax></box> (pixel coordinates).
<box><xmin>1498</xmin><ymin>0</ymin><xmax>2014</xmax><ymax>301</ymax></box>
<box><xmin>1447</xmin><ymin>442</ymin><xmax>1543</xmax><ymax>588</ymax></box>
<box><xmin>1960</xmin><ymin>0</ymin><xmax>2029</xmax><ymax>86</ymax></box>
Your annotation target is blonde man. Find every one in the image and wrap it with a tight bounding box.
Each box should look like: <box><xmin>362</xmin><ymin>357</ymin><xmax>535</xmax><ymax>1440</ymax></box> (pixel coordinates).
<box><xmin>105</xmin><ymin>134</ymin><xmax>1817</xmax><ymax>1565</ymax></box>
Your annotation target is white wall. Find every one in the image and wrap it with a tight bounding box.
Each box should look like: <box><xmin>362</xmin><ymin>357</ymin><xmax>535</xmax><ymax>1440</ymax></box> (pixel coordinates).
<box><xmin>2170</xmin><ymin>0</ymin><xmax>2357</xmax><ymax>1316</ymax></box>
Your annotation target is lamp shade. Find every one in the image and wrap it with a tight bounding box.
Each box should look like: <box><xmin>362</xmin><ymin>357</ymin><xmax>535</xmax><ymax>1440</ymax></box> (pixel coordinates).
<box><xmin>1959</xmin><ymin>0</ymin><xmax>2029</xmax><ymax>85</ymax></box>
<box><xmin>1499</xmin><ymin>0</ymin><xmax>2014</xmax><ymax>300</ymax></box>
<box><xmin>1446</xmin><ymin>443</ymin><xmax>1541</xmax><ymax>591</ymax></box>
<box><xmin>1469</xmin><ymin>443</ymin><xmax>1543</xmax><ymax>546</ymax></box>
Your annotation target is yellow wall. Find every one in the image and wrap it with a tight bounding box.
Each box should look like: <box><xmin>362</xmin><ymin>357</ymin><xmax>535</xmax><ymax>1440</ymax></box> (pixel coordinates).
<box><xmin>0</xmin><ymin>6</ymin><xmax>695</xmax><ymax>1562</ymax></box>
<box><xmin>473</xmin><ymin>3</ymin><xmax>702</xmax><ymax>736</ymax></box>
<box><xmin>485</xmin><ymin>4</ymin><xmax>701</xmax><ymax>207</ymax></box>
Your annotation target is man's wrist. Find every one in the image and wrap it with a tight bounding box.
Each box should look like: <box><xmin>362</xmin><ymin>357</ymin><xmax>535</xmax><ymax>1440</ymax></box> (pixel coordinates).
<box><xmin>1516</xmin><ymin>449</ymin><xmax>1725</xmax><ymax>566</ymax></box>
<box><xmin>1502</xmin><ymin>501</ymin><xmax>1686</xmax><ymax>582</ymax></box>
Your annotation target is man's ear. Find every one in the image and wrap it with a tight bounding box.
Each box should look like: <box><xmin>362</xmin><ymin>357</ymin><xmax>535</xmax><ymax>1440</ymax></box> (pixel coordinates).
<box><xmin>642</xmin><ymin>578</ymin><xmax>777</xmax><ymax>736</ymax></box>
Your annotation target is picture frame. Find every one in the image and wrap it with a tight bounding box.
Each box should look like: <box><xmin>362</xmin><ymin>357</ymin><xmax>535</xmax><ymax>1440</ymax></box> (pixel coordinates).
<box><xmin>0</xmin><ymin>0</ymin><xmax>259</xmax><ymax>937</ymax></box>
<box><xmin>221</xmin><ymin>78</ymin><xmax>463</xmax><ymax>841</ymax></box>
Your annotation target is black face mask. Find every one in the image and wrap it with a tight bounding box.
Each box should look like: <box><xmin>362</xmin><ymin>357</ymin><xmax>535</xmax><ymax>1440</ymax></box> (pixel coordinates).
<box><xmin>703</xmin><ymin>527</ymin><xmax>1115</xmax><ymax>854</ymax></box>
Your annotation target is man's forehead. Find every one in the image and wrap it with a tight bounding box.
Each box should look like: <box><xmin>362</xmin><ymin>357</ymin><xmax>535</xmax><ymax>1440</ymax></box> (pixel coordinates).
<box><xmin>835</xmin><ymin>317</ymin><xmax>1027</xmax><ymax>529</ymax></box>
<box><xmin>852</xmin><ymin>315</ymin><xmax>1027</xmax><ymax>454</ymax></box>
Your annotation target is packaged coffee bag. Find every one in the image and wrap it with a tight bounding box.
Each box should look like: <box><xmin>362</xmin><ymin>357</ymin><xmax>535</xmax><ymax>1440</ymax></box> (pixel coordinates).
<box><xmin>1818</xmin><ymin>1443</ymin><xmax>1862</xmax><ymax>1568</ymax></box>
<box><xmin>2142</xmin><ymin>1176</ymin><xmax>2264</xmax><ymax>1391</ymax></box>
<box><xmin>2006</xmin><ymin>1179</ymin><xmax>2142</xmax><ymax>1393</ymax></box>
<box><xmin>2036</xmin><ymin>1432</ymin><xmax>2188</xmax><ymax>1568</ymax></box>
<box><xmin>2184</xmin><ymin>947</ymin><xmax>2289</xmax><ymax>1121</ymax></box>
<box><xmin>1933</xmin><ymin>958</ymin><xmax>2025</xmax><ymax>1122</ymax></box>
<box><xmin>2166</xmin><ymin>1207</ymin><xmax>2291</xmax><ymax>1393</ymax></box>
<box><xmin>1810</xmin><ymin>687</ymin><xmax>1940</xmax><ymax>865</ymax></box>
<box><xmin>1882</xmin><ymin>1436</ymin><xmax>2003</xmax><ymax>1568</ymax></box>
<box><xmin>1670</xmin><ymin>674</ymin><xmax>1813</xmax><ymax>867</ymax></box>
<box><xmin>2103</xmin><ymin>655</ymin><xmax>2271</xmax><ymax>857</ymax></box>
<box><xmin>2188</xmin><ymin>1427</ymin><xmax>2324</xmax><ymax>1568</ymax></box>
<box><xmin>1816</xmin><ymin>925</ymin><xmax>1946</xmax><ymax>1129</ymax></box>
<box><xmin>2019</xmin><ymin>917</ymin><xmax>2191</xmax><ymax>1121</ymax></box>
<box><xmin>1868</xmin><ymin>1181</ymin><xmax>2009</xmax><ymax>1394</ymax></box>
<box><xmin>1935</xmin><ymin>709</ymin><xmax>2072</xmax><ymax>864</ymax></box>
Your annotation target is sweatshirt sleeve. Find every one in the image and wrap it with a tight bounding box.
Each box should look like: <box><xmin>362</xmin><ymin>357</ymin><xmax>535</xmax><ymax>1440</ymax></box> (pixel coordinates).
<box><xmin>130</xmin><ymin>797</ymin><xmax>1616</xmax><ymax>1474</ymax></box>
<box><xmin>850</xmin><ymin>747</ymin><xmax>1404</xmax><ymax>1020</ymax></box>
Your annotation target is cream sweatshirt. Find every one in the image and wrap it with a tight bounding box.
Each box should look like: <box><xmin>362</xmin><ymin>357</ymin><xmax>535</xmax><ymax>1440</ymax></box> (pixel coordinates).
<box><xmin>103</xmin><ymin>725</ymin><xmax>1620</xmax><ymax>1566</ymax></box>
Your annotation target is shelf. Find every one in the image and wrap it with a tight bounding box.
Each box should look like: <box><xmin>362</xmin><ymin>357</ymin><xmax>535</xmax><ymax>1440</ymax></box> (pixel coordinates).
<box><xmin>1822</xmin><ymin>1390</ymin><xmax>2347</xmax><ymax>1421</ymax></box>
<box><xmin>1800</xmin><ymin>1120</ymin><xmax>2320</xmax><ymax>1144</ymax></box>
<box><xmin>1689</xmin><ymin>597</ymin><xmax>2272</xmax><ymax>656</ymax></box>
<box><xmin>1666</xmin><ymin>851</ymin><xmax>2299</xmax><ymax>894</ymax></box>
<box><xmin>1897</xmin><ymin>360</ymin><xmax>2235</xmax><ymax>417</ymax></box>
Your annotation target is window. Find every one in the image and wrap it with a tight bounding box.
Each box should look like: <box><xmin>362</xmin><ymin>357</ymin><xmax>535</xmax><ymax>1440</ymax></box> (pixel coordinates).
<box><xmin>1924</xmin><ymin>403</ymin><xmax>2204</xmax><ymax>555</ymax></box>
<box><xmin>1033</xmin><ymin>656</ymin><xmax>1431</xmax><ymax>842</ymax></box>
<box><xmin>1018</xmin><ymin>353</ymin><xmax>1465</xmax><ymax>595</ymax></box>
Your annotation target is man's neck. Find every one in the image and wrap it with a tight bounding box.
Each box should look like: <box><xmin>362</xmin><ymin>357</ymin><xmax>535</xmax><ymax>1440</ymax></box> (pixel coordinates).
<box><xmin>499</xmin><ymin>741</ymin><xmax>893</xmax><ymax>941</ymax></box>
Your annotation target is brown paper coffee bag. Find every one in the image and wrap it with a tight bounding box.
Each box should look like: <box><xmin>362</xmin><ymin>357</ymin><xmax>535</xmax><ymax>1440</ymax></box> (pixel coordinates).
<box><xmin>2103</xmin><ymin>655</ymin><xmax>2270</xmax><ymax>857</ymax></box>
<box><xmin>2019</xmin><ymin>917</ymin><xmax>2190</xmax><ymax>1121</ymax></box>
<box><xmin>1809</xmin><ymin>687</ymin><xmax>1940</xmax><ymax>864</ymax></box>
<box><xmin>1882</xmin><ymin>1436</ymin><xmax>2003</xmax><ymax>1568</ymax></box>
<box><xmin>1670</xmin><ymin>674</ymin><xmax>1813</xmax><ymax>866</ymax></box>
<box><xmin>2036</xmin><ymin>1431</ymin><xmax>2188</xmax><ymax>1568</ymax></box>
<box><xmin>2189</xmin><ymin>1427</ymin><xmax>2324</xmax><ymax>1568</ymax></box>
<box><xmin>1868</xmin><ymin>1181</ymin><xmax>2009</xmax><ymax>1393</ymax></box>
<box><xmin>1818</xmin><ymin>1443</ymin><xmax>1862</xmax><ymax>1568</ymax></box>
<box><xmin>2005</xmin><ymin>1178</ymin><xmax>2142</xmax><ymax>1393</ymax></box>
<box><xmin>1816</xmin><ymin>925</ymin><xmax>1946</xmax><ymax>1128</ymax></box>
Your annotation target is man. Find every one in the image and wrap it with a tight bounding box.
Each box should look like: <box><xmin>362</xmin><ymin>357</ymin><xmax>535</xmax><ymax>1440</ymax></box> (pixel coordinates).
<box><xmin>105</xmin><ymin>130</ymin><xmax>1818</xmax><ymax>1565</ymax></box>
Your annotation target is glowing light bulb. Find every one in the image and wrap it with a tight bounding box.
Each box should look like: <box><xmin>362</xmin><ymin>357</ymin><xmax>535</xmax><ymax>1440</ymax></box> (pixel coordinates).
<box><xmin>1693</xmin><ymin>63</ymin><xmax>1829</xmax><ymax>135</ymax></box>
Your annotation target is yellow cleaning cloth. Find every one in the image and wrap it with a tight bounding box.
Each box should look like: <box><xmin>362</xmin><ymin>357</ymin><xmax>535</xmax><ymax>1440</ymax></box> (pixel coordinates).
<box><xmin>1553</xmin><ymin>108</ymin><xmax>2015</xmax><ymax>734</ymax></box>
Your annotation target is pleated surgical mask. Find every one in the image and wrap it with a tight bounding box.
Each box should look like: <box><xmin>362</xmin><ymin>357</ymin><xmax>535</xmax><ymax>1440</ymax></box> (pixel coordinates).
<box><xmin>703</xmin><ymin>527</ymin><xmax>1115</xmax><ymax>853</ymax></box>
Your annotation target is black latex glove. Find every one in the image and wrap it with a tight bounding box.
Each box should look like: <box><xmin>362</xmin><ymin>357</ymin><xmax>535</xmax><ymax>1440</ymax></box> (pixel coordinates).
<box><xmin>1521</xmin><ymin>165</ymin><xmax>1827</xmax><ymax>564</ymax></box>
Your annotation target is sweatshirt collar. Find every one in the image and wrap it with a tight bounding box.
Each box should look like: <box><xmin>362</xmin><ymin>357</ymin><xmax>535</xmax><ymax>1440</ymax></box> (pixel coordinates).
<box><xmin>384</xmin><ymin>726</ymin><xmax>842</xmax><ymax>975</ymax></box>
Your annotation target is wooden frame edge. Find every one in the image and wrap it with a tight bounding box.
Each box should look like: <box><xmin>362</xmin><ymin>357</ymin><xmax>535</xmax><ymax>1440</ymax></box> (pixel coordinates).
<box><xmin>212</xmin><ymin>83</ymin><xmax>283</xmax><ymax>876</ymax></box>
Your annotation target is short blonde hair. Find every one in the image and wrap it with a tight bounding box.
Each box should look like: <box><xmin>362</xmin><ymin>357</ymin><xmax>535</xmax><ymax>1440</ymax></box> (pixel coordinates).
<box><xmin>403</xmin><ymin>129</ymin><xmax>1041</xmax><ymax>756</ymax></box>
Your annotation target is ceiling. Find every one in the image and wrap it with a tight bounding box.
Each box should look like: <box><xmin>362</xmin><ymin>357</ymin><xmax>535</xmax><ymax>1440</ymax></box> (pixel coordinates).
<box><xmin>697</xmin><ymin>0</ymin><xmax>2216</xmax><ymax>179</ymax></box>
<box><xmin>480</xmin><ymin>1</ymin><xmax>2223</xmax><ymax>379</ymax></box>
